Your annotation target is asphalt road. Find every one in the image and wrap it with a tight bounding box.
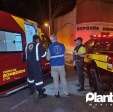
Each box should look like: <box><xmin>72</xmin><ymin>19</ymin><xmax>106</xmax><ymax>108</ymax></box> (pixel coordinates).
<box><xmin>0</xmin><ymin>66</ymin><xmax>113</xmax><ymax>112</ymax></box>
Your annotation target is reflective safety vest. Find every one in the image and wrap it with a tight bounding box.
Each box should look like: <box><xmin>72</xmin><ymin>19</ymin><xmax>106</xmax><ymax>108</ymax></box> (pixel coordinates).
<box><xmin>49</xmin><ymin>42</ymin><xmax>65</xmax><ymax>66</ymax></box>
<box><xmin>26</xmin><ymin>42</ymin><xmax>46</xmax><ymax>62</ymax></box>
<box><xmin>73</xmin><ymin>44</ymin><xmax>86</xmax><ymax>61</ymax></box>
<box><xmin>76</xmin><ymin>45</ymin><xmax>86</xmax><ymax>54</ymax></box>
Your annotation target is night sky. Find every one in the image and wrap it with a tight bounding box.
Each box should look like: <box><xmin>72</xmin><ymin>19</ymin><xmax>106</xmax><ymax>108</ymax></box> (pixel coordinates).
<box><xmin>0</xmin><ymin>0</ymin><xmax>76</xmax><ymax>24</ymax></box>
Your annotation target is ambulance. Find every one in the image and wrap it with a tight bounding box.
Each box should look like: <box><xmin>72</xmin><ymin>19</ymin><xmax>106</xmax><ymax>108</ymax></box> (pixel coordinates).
<box><xmin>0</xmin><ymin>11</ymin><xmax>50</xmax><ymax>95</ymax></box>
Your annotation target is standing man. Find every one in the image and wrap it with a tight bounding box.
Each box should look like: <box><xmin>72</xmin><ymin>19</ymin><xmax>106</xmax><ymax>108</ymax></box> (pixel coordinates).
<box><xmin>73</xmin><ymin>37</ymin><xmax>86</xmax><ymax>91</ymax></box>
<box><xmin>26</xmin><ymin>34</ymin><xmax>47</xmax><ymax>98</ymax></box>
<box><xmin>47</xmin><ymin>34</ymin><xmax>69</xmax><ymax>97</ymax></box>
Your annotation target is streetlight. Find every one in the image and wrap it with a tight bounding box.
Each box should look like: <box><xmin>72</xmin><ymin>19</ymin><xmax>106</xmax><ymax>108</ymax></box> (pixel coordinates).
<box><xmin>44</xmin><ymin>22</ymin><xmax>51</xmax><ymax>37</ymax></box>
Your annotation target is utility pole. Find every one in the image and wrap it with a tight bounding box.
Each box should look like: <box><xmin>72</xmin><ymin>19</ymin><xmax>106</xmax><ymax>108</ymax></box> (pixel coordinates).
<box><xmin>49</xmin><ymin>0</ymin><xmax>53</xmax><ymax>34</ymax></box>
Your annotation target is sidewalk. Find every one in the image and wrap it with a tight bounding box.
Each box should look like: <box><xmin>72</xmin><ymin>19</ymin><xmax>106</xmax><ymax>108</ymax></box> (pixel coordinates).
<box><xmin>45</xmin><ymin>78</ymin><xmax>90</xmax><ymax>97</ymax></box>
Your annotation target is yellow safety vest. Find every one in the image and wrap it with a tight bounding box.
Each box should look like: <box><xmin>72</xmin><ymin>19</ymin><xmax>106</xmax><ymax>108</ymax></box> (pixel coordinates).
<box><xmin>77</xmin><ymin>46</ymin><xmax>86</xmax><ymax>54</ymax></box>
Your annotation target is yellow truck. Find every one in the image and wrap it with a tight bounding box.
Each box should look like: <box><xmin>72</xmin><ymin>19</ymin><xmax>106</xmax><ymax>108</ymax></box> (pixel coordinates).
<box><xmin>84</xmin><ymin>35</ymin><xmax>113</xmax><ymax>91</ymax></box>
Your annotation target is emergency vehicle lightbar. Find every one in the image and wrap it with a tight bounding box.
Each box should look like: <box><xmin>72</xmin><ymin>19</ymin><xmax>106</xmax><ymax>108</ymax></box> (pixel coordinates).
<box><xmin>91</xmin><ymin>34</ymin><xmax>113</xmax><ymax>38</ymax></box>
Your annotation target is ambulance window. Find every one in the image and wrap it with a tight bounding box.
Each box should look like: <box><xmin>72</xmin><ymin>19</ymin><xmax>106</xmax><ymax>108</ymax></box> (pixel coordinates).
<box><xmin>24</xmin><ymin>24</ymin><xmax>36</xmax><ymax>44</ymax></box>
<box><xmin>0</xmin><ymin>31</ymin><xmax>22</xmax><ymax>52</ymax></box>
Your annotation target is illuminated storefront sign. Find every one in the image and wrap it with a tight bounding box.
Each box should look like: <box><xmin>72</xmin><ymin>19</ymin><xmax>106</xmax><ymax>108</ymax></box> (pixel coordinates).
<box><xmin>77</xmin><ymin>26</ymin><xmax>99</xmax><ymax>31</ymax></box>
<box><xmin>77</xmin><ymin>26</ymin><xmax>113</xmax><ymax>31</ymax></box>
<box><xmin>76</xmin><ymin>22</ymin><xmax>113</xmax><ymax>42</ymax></box>
<box><xmin>76</xmin><ymin>22</ymin><xmax>113</xmax><ymax>32</ymax></box>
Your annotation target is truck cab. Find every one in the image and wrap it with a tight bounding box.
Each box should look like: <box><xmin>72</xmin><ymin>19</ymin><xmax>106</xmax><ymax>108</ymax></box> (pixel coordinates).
<box><xmin>85</xmin><ymin>34</ymin><xmax>113</xmax><ymax>91</ymax></box>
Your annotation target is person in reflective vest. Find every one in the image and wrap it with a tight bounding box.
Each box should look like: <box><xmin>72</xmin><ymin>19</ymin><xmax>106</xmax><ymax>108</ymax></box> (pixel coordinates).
<box><xmin>73</xmin><ymin>37</ymin><xmax>86</xmax><ymax>91</ymax></box>
<box><xmin>26</xmin><ymin>34</ymin><xmax>47</xmax><ymax>98</ymax></box>
<box><xmin>47</xmin><ymin>34</ymin><xmax>69</xmax><ymax>97</ymax></box>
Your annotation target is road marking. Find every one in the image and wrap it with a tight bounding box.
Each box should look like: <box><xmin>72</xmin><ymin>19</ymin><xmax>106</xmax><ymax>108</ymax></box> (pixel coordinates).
<box><xmin>10</xmin><ymin>99</ymin><xmax>28</xmax><ymax>110</ymax></box>
<box><xmin>10</xmin><ymin>95</ymin><xmax>32</xmax><ymax>111</ymax></box>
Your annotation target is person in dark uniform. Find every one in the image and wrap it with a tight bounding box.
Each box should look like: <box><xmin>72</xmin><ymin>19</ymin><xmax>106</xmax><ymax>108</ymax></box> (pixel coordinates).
<box><xmin>73</xmin><ymin>37</ymin><xmax>86</xmax><ymax>91</ymax></box>
<box><xmin>25</xmin><ymin>34</ymin><xmax>47</xmax><ymax>98</ymax></box>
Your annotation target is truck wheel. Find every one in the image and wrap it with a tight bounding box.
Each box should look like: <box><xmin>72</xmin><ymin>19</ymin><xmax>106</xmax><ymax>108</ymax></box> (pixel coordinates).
<box><xmin>89</xmin><ymin>68</ymin><xmax>102</xmax><ymax>92</ymax></box>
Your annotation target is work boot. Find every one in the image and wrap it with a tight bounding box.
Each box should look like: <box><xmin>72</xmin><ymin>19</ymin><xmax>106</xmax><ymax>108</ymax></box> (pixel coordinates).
<box><xmin>38</xmin><ymin>89</ymin><xmax>47</xmax><ymax>99</ymax></box>
<box><xmin>55</xmin><ymin>92</ymin><xmax>60</xmax><ymax>98</ymax></box>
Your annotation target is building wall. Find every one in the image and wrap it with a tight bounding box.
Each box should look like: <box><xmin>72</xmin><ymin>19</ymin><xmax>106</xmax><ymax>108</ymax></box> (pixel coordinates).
<box><xmin>54</xmin><ymin>6</ymin><xmax>76</xmax><ymax>53</ymax></box>
<box><xmin>54</xmin><ymin>0</ymin><xmax>113</xmax><ymax>65</ymax></box>
<box><xmin>54</xmin><ymin>0</ymin><xmax>113</xmax><ymax>53</ymax></box>
<box><xmin>77</xmin><ymin>0</ymin><xmax>113</xmax><ymax>23</ymax></box>
<box><xmin>76</xmin><ymin>0</ymin><xmax>113</xmax><ymax>42</ymax></box>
